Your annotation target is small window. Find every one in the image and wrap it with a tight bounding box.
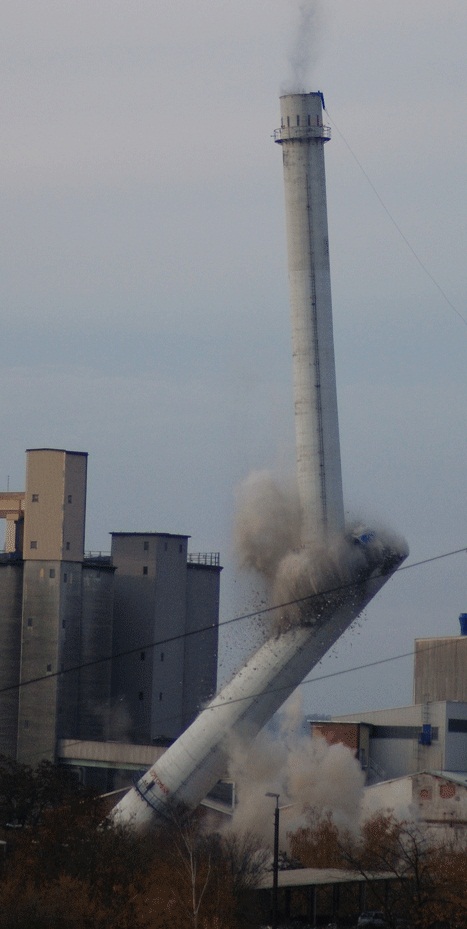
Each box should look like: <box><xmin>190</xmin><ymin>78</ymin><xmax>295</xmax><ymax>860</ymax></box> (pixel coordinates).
<box><xmin>67</xmin><ymin>494</ymin><xmax>72</xmax><ymax>503</ymax></box>
<box><xmin>63</xmin><ymin>573</ymin><xmax>67</xmax><ymax>583</ymax></box>
<box><xmin>27</xmin><ymin>617</ymin><xmax>33</xmax><ymax>628</ymax></box>
<box><xmin>30</xmin><ymin>541</ymin><xmax>37</xmax><ymax>550</ymax></box>
<box><xmin>287</xmin><ymin>115</ymin><xmax>290</xmax><ymax>127</ymax></box>
<box><xmin>49</xmin><ymin>569</ymin><xmax>55</xmax><ymax>579</ymax></box>
<box><xmin>32</xmin><ymin>493</ymin><xmax>39</xmax><ymax>502</ymax></box>
<box><xmin>62</xmin><ymin>620</ymin><xmax>66</xmax><ymax>629</ymax></box>
<box><xmin>179</xmin><ymin>543</ymin><xmax>183</xmax><ymax>553</ymax></box>
<box><xmin>138</xmin><ymin>691</ymin><xmax>144</xmax><ymax>701</ymax></box>
<box><xmin>159</xmin><ymin>692</ymin><xmax>163</xmax><ymax>701</ymax></box>
<box><xmin>47</xmin><ymin>664</ymin><xmax>52</xmax><ymax>672</ymax></box>
<box><xmin>140</xmin><ymin>651</ymin><xmax>145</xmax><ymax>661</ymax></box>
<box><xmin>142</xmin><ymin>565</ymin><xmax>148</xmax><ymax>576</ymax></box>
<box><xmin>296</xmin><ymin>115</ymin><xmax>300</xmax><ymax>126</ymax></box>
<box><xmin>143</xmin><ymin>541</ymin><xmax>149</xmax><ymax>551</ymax></box>
<box><xmin>307</xmin><ymin>114</ymin><xmax>311</xmax><ymax>126</ymax></box>
<box><xmin>160</xmin><ymin>652</ymin><xmax>164</xmax><ymax>662</ymax></box>
<box><xmin>65</xmin><ymin>541</ymin><xmax>70</xmax><ymax>551</ymax></box>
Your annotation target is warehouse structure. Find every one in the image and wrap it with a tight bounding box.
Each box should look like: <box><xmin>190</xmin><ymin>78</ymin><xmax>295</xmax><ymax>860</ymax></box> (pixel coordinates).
<box><xmin>0</xmin><ymin>448</ymin><xmax>221</xmax><ymax>782</ymax></box>
<box><xmin>310</xmin><ymin>618</ymin><xmax>467</xmax><ymax>784</ymax></box>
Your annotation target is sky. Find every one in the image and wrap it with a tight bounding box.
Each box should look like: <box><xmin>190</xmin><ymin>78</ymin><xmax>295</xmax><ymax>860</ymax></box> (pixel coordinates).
<box><xmin>1</xmin><ymin>0</ymin><xmax>466</xmax><ymax>718</ymax></box>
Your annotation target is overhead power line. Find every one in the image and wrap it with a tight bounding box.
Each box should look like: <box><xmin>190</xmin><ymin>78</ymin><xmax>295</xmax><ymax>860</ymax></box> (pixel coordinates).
<box><xmin>324</xmin><ymin>106</ymin><xmax>467</xmax><ymax>330</ymax></box>
<box><xmin>1</xmin><ymin>543</ymin><xmax>465</xmax><ymax>698</ymax></box>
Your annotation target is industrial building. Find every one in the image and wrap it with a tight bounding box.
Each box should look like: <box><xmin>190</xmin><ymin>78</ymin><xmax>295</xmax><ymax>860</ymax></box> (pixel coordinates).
<box><xmin>310</xmin><ymin>617</ymin><xmax>467</xmax><ymax>785</ymax></box>
<box><xmin>0</xmin><ymin>448</ymin><xmax>221</xmax><ymax>782</ymax></box>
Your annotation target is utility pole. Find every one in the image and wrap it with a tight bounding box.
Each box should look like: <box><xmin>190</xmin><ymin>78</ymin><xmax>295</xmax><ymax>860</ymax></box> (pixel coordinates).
<box><xmin>266</xmin><ymin>792</ymin><xmax>280</xmax><ymax>929</ymax></box>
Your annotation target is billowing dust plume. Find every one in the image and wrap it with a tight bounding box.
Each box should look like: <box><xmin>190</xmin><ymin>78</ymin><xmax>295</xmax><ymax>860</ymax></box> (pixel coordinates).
<box><xmin>234</xmin><ymin>470</ymin><xmax>407</xmax><ymax>633</ymax></box>
<box><xmin>225</xmin><ymin>693</ymin><xmax>365</xmax><ymax>848</ymax></box>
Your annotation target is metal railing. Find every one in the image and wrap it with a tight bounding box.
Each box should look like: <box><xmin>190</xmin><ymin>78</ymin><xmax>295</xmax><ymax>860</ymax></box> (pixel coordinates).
<box><xmin>84</xmin><ymin>551</ymin><xmax>112</xmax><ymax>563</ymax></box>
<box><xmin>273</xmin><ymin>123</ymin><xmax>331</xmax><ymax>142</ymax></box>
<box><xmin>187</xmin><ymin>552</ymin><xmax>220</xmax><ymax>567</ymax></box>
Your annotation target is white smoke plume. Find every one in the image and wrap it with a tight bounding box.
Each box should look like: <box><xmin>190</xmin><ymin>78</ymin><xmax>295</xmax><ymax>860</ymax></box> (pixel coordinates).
<box><xmin>283</xmin><ymin>0</ymin><xmax>323</xmax><ymax>94</ymax></box>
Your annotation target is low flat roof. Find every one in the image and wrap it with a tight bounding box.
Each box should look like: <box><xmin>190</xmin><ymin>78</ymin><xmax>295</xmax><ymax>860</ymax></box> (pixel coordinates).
<box><xmin>111</xmin><ymin>531</ymin><xmax>190</xmax><ymax>539</ymax></box>
<box><xmin>26</xmin><ymin>448</ymin><xmax>88</xmax><ymax>456</ymax></box>
<box><xmin>258</xmin><ymin>868</ymin><xmax>399</xmax><ymax>890</ymax></box>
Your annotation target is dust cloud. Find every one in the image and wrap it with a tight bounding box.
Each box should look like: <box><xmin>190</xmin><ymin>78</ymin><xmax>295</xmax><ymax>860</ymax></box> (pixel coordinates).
<box><xmin>234</xmin><ymin>469</ymin><xmax>406</xmax><ymax>633</ymax></box>
<box><xmin>225</xmin><ymin>693</ymin><xmax>365</xmax><ymax>848</ymax></box>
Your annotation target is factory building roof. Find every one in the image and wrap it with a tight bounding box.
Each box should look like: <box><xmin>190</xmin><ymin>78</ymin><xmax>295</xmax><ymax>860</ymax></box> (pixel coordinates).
<box><xmin>257</xmin><ymin>868</ymin><xmax>400</xmax><ymax>890</ymax></box>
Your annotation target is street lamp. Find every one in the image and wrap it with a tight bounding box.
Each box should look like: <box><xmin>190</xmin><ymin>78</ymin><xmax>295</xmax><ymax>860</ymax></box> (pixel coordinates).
<box><xmin>265</xmin><ymin>792</ymin><xmax>280</xmax><ymax>929</ymax></box>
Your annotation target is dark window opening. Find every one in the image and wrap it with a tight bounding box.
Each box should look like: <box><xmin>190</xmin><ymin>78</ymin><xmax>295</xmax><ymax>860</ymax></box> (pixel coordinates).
<box><xmin>138</xmin><ymin>691</ymin><xmax>144</xmax><ymax>701</ymax></box>
<box><xmin>143</xmin><ymin>541</ymin><xmax>149</xmax><ymax>551</ymax></box>
<box><xmin>30</xmin><ymin>541</ymin><xmax>37</xmax><ymax>550</ymax></box>
<box><xmin>140</xmin><ymin>651</ymin><xmax>145</xmax><ymax>661</ymax></box>
<box><xmin>143</xmin><ymin>565</ymin><xmax>148</xmax><ymax>575</ymax></box>
<box><xmin>160</xmin><ymin>652</ymin><xmax>164</xmax><ymax>662</ymax></box>
<box><xmin>296</xmin><ymin>115</ymin><xmax>300</xmax><ymax>126</ymax></box>
<box><xmin>67</xmin><ymin>494</ymin><xmax>72</xmax><ymax>503</ymax></box>
<box><xmin>49</xmin><ymin>569</ymin><xmax>55</xmax><ymax>579</ymax></box>
<box><xmin>63</xmin><ymin>573</ymin><xmax>67</xmax><ymax>583</ymax></box>
<box><xmin>66</xmin><ymin>541</ymin><xmax>70</xmax><ymax>551</ymax></box>
<box><xmin>27</xmin><ymin>618</ymin><xmax>33</xmax><ymax>628</ymax></box>
<box><xmin>159</xmin><ymin>692</ymin><xmax>163</xmax><ymax>701</ymax></box>
<box><xmin>32</xmin><ymin>494</ymin><xmax>39</xmax><ymax>502</ymax></box>
<box><xmin>448</xmin><ymin>718</ymin><xmax>467</xmax><ymax>733</ymax></box>
<box><xmin>47</xmin><ymin>664</ymin><xmax>52</xmax><ymax>672</ymax></box>
<box><xmin>179</xmin><ymin>543</ymin><xmax>183</xmax><ymax>553</ymax></box>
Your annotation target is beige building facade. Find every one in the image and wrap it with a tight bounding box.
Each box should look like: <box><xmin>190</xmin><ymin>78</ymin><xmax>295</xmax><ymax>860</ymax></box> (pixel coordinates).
<box><xmin>0</xmin><ymin>449</ymin><xmax>221</xmax><ymax>782</ymax></box>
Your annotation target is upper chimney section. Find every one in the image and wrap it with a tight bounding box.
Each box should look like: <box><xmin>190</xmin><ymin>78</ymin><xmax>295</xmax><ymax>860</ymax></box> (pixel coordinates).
<box><xmin>275</xmin><ymin>92</ymin><xmax>344</xmax><ymax>547</ymax></box>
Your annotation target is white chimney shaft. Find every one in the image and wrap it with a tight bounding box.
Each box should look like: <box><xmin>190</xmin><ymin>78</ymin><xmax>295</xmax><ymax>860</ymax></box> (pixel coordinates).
<box><xmin>275</xmin><ymin>92</ymin><xmax>344</xmax><ymax>546</ymax></box>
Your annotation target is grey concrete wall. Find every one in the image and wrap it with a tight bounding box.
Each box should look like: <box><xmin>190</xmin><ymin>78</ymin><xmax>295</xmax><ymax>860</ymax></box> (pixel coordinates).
<box><xmin>56</xmin><ymin>562</ymin><xmax>83</xmax><ymax>740</ymax></box>
<box><xmin>79</xmin><ymin>565</ymin><xmax>115</xmax><ymax>740</ymax></box>
<box><xmin>0</xmin><ymin>563</ymin><xmax>23</xmax><ymax>757</ymax></box>
<box><xmin>17</xmin><ymin>560</ymin><xmax>61</xmax><ymax>763</ymax></box>
<box><xmin>183</xmin><ymin>564</ymin><xmax>220</xmax><ymax>729</ymax></box>
<box><xmin>150</xmin><ymin>535</ymin><xmax>188</xmax><ymax>742</ymax></box>
<box><xmin>110</xmin><ymin>535</ymin><xmax>158</xmax><ymax>742</ymax></box>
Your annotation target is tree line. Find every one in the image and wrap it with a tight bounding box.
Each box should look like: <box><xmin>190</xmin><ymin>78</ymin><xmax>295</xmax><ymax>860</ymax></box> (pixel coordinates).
<box><xmin>0</xmin><ymin>757</ymin><xmax>466</xmax><ymax>929</ymax></box>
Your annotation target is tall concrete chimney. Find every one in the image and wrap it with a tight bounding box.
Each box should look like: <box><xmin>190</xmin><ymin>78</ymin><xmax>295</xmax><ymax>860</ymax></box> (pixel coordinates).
<box><xmin>275</xmin><ymin>92</ymin><xmax>344</xmax><ymax>547</ymax></box>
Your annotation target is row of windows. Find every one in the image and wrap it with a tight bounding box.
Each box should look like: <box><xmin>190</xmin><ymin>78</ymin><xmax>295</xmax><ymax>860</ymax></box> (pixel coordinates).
<box><xmin>141</xmin><ymin>541</ymin><xmax>184</xmax><ymax>553</ymax></box>
<box><xmin>281</xmin><ymin>114</ymin><xmax>320</xmax><ymax>128</ymax></box>
<box><xmin>27</xmin><ymin>617</ymin><xmax>69</xmax><ymax>629</ymax></box>
<box><xmin>30</xmin><ymin>541</ymin><xmax>72</xmax><ymax>551</ymax></box>
<box><xmin>31</xmin><ymin>493</ymin><xmax>73</xmax><ymax>504</ymax></box>
<box><xmin>29</xmin><ymin>567</ymin><xmax>73</xmax><ymax>581</ymax></box>
<box><xmin>419</xmin><ymin>783</ymin><xmax>457</xmax><ymax>800</ymax></box>
<box><xmin>138</xmin><ymin>691</ymin><xmax>163</xmax><ymax>701</ymax></box>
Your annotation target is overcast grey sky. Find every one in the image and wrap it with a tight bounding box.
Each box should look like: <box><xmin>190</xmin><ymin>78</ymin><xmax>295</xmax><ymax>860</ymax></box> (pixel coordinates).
<box><xmin>1</xmin><ymin>1</ymin><xmax>466</xmax><ymax>716</ymax></box>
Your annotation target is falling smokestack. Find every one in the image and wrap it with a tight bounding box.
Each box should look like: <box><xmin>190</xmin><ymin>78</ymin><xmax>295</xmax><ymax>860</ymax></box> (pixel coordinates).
<box><xmin>275</xmin><ymin>92</ymin><xmax>344</xmax><ymax>547</ymax></box>
<box><xmin>109</xmin><ymin>91</ymin><xmax>408</xmax><ymax>831</ymax></box>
